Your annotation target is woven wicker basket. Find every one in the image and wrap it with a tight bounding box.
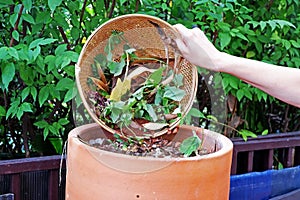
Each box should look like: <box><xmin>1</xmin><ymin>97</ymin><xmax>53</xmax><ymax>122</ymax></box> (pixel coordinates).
<box><xmin>76</xmin><ymin>14</ymin><xmax>198</xmax><ymax>138</ymax></box>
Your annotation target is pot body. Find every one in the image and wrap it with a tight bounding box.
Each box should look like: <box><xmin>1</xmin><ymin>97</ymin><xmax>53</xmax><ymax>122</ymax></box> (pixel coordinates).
<box><xmin>66</xmin><ymin>123</ymin><xmax>233</xmax><ymax>200</ymax></box>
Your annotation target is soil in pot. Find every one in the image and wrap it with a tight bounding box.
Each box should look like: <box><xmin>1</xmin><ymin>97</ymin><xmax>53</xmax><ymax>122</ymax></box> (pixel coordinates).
<box><xmin>80</xmin><ymin>126</ymin><xmax>217</xmax><ymax>158</ymax></box>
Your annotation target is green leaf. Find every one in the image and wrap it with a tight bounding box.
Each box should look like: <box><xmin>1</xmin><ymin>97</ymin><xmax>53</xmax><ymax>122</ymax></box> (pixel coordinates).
<box><xmin>21</xmin><ymin>87</ymin><xmax>31</xmax><ymax>101</ymax></box>
<box><xmin>262</xmin><ymin>129</ymin><xmax>268</xmax><ymax>136</ymax></box>
<box><xmin>20</xmin><ymin>102</ymin><xmax>33</xmax><ymax>113</ymax></box>
<box><xmin>22</xmin><ymin>13</ymin><xmax>35</xmax><ymax>24</ymax></box>
<box><xmin>273</xmin><ymin>19</ymin><xmax>296</xmax><ymax>29</ymax></box>
<box><xmin>206</xmin><ymin>115</ymin><xmax>218</xmax><ymax>122</ymax></box>
<box><xmin>259</xmin><ymin>21</ymin><xmax>266</xmax><ymax>31</ymax></box>
<box><xmin>290</xmin><ymin>40</ymin><xmax>300</xmax><ymax>48</ymax></box>
<box><xmin>32</xmin><ymin>46</ymin><xmax>41</xmax><ymax>61</ymax></box>
<box><xmin>55</xmin><ymin>44</ymin><xmax>67</xmax><ymax>55</ymax></box>
<box><xmin>0</xmin><ymin>47</ymin><xmax>8</xmax><ymax>59</ymax></box>
<box><xmin>109</xmin><ymin>101</ymin><xmax>126</xmax><ymax>123</ymax></box>
<box><xmin>0</xmin><ymin>106</ymin><xmax>6</xmax><ymax>117</ymax></box>
<box><xmin>148</xmin><ymin>67</ymin><xmax>164</xmax><ymax>85</ymax></box>
<box><xmin>2</xmin><ymin>63</ymin><xmax>15</xmax><ymax>90</ymax></box>
<box><xmin>49</xmin><ymin>137</ymin><xmax>63</xmax><ymax>154</ymax></box>
<box><xmin>23</xmin><ymin>0</ymin><xmax>32</xmax><ymax>11</ymax></box>
<box><xmin>163</xmin><ymin>86</ymin><xmax>185</xmax><ymax>101</ymax></box>
<box><xmin>43</xmin><ymin>128</ymin><xmax>49</xmax><ymax>140</ymax></box>
<box><xmin>9</xmin><ymin>13</ymin><xmax>18</xmax><ymax>27</ymax></box>
<box><xmin>6</xmin><ymin>98</ymin><xmax>20</xmax><ymax>119</ymax></box>
<box><xmin>64</xmin><ymin>87</ymin><xmax>77</xmax><ymax>102</ymax></box>
<box><xmin>180</xmin><ymin>133</ymin><xmax>202</xmax><ymax>157</ymax></box>
<box><xmin>7</xmin><ymin>47</ymin><xmax>19</xmax><ymax>60</ymax></box>
<box><xmin>58</xmin><ymin>118</ymin><xmax>69</xmax><ymax>125</ymax></box>
<box><xmin>144</xmin><ymin>104</ymin><xmax>158</xmax><ymax>122</ymax></box>
<box><xmin>219</xmin><ymin>32</ymin><xmax>231</xmax><ymax>49</ymax></box>
<box><xmin>29</xmin><ymin>38</ymin><xmax>57</xmax><ymax>49</ymax></box>
<box><xmin>246</xmin><ymin>51</ymin><xmax>255</xmax><ymax>58</ymax></box>
<box><xmin>39</xmin><ymin>86</ymin><xmax>50</xmax><ymax>106</ymax></box>
<box><xmin>236</xmin><ymin>90</ymin><xmax>244</xmax><ymax>101</ymax></box>
<box><xmin>0</xmin><ymin>0</ymin><xmax>14</xmax><ymax>8</ymax></box>
<box><xmin>239</xmin><ymin>129</ymin><xmax>257</xmax><ymax>141</ymax></box>
<box><xmin>12</xmin><ymin>30</ymin><xmax>19</xmax><ymax>41</ymax></box>
<box><xmin>48</xmin><ymin>0</ymin><xmax>62</xmax><ymax>12</ymax></box>
<box><xmin>34</xmin><ymin>120</ymin><xmax>49</xmax><ymax>128</ymax></box>
<box><xmin>30</xmin><ymin>86</ymin><xmax>37</xmax><ymax>101</ymax></box>
<box><xmin>56</xmin><ymin>78</ymin><xmax>74</xmax><ymax>91</ymax></box>
<box><xmin>108</xmin><ymin>59</ymin><xmax>126</xmax><ymax>76</ymax></box>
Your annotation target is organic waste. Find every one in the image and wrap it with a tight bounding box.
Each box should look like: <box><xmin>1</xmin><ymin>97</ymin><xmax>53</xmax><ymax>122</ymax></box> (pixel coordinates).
<box><xmin>84</xmin><ymin>25</ymin><xmax>209</xmax><ymax>157</ymax></box>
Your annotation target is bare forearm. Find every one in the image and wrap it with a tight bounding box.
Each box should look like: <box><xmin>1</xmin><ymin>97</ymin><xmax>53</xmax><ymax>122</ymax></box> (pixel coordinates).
<box><xmin>219</xmin><ymin>53</ymin><xmax>300</xmax><ymax>107</ymax></box>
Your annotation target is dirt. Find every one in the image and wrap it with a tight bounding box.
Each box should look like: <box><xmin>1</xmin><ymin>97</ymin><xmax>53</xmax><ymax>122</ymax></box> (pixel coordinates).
<box><xmin>86</xmin><ymin>135</ymin><xmax>215</xmax><ymax>158</ymax></box>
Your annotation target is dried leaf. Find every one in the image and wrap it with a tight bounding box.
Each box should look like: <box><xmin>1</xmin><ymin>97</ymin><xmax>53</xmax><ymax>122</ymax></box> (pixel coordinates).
<box><xmin>110</xmin><ymin>78</ymin><xmax>131</xmax><ymax>101</ymax></box>
<box><xmin>142</xmin><ymin>122</ymin><xmax>168</xmax><ymax>130</ymax></box>
<box><xmin>96</xmin><ymin>62</ymin><xmax>107</xmax><ymax>84</ymax></box>
<box><xmin>89</xmin><ymin>77</ymin><xmax>109</xmax><ymax>92</ymax></box>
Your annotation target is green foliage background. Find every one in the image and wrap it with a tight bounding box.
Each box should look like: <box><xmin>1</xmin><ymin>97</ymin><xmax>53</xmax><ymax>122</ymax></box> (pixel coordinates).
<box><xmin>0</xmin><ymin>0</ymin><xmax>299</xmax><ymax>158</ymax></box>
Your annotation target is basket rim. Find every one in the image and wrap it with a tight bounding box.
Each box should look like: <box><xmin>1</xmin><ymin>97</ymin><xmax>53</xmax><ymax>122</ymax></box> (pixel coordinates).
<box><xmin>75</xmin><ymin>14</ymin><xmax>198</xmax><ymax>138</ymax></box>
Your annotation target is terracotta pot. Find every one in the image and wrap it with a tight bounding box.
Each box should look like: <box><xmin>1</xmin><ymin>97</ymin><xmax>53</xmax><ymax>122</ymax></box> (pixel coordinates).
<box><xmin>66</xmin><ymin>123</ymin><xmax>233</xmax><ymax>200</ymax></box>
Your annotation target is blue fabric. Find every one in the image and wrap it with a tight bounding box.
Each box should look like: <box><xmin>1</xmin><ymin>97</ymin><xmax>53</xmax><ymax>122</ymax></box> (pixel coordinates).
<box><xmin>230</xmin><ymin>166</ymin><xmax>300</xmax><ymax>200</ymax></box>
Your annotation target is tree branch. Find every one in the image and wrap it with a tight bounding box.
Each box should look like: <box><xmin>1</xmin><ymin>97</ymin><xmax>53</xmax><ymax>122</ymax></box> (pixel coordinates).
<box><xmin>10</xmin><ymin>4</ymin><xmax>24</xmax><ymax>47</ymax></box>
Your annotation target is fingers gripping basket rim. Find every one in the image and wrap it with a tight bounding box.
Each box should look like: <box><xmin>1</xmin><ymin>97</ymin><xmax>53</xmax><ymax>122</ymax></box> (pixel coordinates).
<box><xmin>75</xmin><ymin>14</ymin><xmax>198</xmax><ymax>138</ymax></box>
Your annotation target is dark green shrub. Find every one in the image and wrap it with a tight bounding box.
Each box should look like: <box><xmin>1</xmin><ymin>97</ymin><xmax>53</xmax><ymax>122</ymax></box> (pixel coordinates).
<box><xmin>0</xmin><ymin>0</ymin><xmax>299</xmax><ymax>158</ymax></box>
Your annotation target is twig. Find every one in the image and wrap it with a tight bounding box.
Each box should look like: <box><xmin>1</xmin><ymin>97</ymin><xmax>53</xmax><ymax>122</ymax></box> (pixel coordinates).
<box><xmin>108</xmin><ymin>0</ymin><xmax>116</xmax><ymax>18</ymax></box>
<box><xmin>10</xmin><ymin>4</ymin><xmax>24</xmax><ymax>47</ymax></box>
<box><xmin>58</xmin><ymin>26</ymin><xmax>70</xmax><ymax>50</ymax></box>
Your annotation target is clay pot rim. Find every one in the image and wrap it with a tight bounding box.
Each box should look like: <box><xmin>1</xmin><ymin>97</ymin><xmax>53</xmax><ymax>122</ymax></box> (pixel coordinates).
<box><xmin>69</xmin><ymin>123</ymin><xmax>233</xmax><ymax>162</ymax></box>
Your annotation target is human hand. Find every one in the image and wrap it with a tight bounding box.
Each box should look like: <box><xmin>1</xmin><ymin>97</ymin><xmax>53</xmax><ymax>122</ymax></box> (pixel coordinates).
<box><xmin>173</xmin><ymin>24</ymin><xmax>223</xmax><ymax>71</ymax></box>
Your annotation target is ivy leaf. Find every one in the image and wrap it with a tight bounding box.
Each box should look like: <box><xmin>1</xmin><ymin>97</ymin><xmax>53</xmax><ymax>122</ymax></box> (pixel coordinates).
<box><xmin>109</xmin><ymin>101</ymin><xmax>126</xmax><ymax>123</ymax></box>
<box><xmin>110</xmin><ymin>78</ymin><xmax>131</xmax><ymax>101</ymax></box>
<box><xmin>148</xmin><ymin>67</ymin><xmax>164</xmax><ymax>85</ymax></box>
<box><xmin>144</xmin><ymin>104</ymin><xmax>158</xmax><ymax>122</ymax></box>
<box><xmin>180</xmin><ymin>132</ymin><xmax>202</xmax><ymax>157</ymax></box>
<box><xmin>108</xmin><ymin>58</ymin><xmax>125</xmax><ymax>76</ymax></box>
<box><xmin>172</xmin><ymin>74</ymin><xmax>184</xmax><ymax>87</ymax></box>
<box><xmin>163</xmin><ymin>86</ymin><xmax>186</xmax><ymax>101</ymax></box>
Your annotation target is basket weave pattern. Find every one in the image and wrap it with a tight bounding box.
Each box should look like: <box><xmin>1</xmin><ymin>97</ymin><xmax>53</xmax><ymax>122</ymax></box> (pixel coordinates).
<box><xmin>76</xmin><ymin>14</ymin><xmax>198</xmax><ymax>137</ymax></box>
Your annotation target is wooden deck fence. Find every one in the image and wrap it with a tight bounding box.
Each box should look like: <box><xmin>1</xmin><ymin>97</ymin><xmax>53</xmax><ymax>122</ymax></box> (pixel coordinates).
<box><xmin>0</xmin><ymin>131</ymin><xmax>299</xmax><ymax>199</ymax></box>
<box><xmin>0</xmin><ymin>156</ymin><xmax>65</xmax><ymax>200</ymax></box>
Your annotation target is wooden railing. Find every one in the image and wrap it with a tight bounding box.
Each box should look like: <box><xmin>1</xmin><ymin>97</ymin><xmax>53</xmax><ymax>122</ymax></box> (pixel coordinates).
<box><xmin>231</xmin><ymin>131</ymin><xmax>300</xmax><ymax>175</ymax></box>
<box><xmin>0</xmin><ymin>131</ymin><xmax>299</xmax><ymax>199</ymax></box>
<box><xmin>0</xmin><ymin>155</ymin><xmax>65</xmax><ymax>200</ymax></box>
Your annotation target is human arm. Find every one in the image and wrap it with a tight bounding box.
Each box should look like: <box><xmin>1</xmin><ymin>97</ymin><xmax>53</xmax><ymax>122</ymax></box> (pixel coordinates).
<box><xmin>173</xmin><ymin>24</ymin><xmax>300</xmax><ymax>108</ymax></box>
